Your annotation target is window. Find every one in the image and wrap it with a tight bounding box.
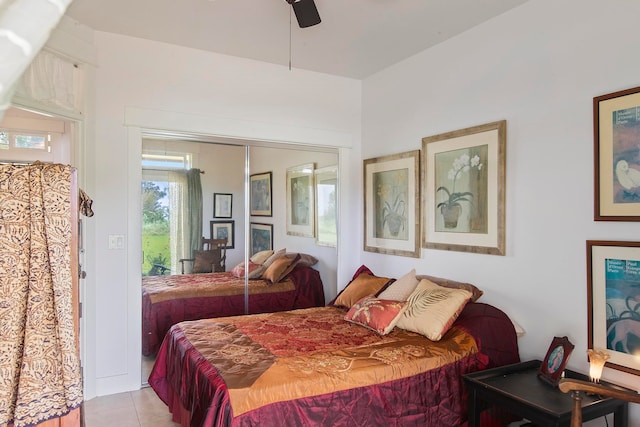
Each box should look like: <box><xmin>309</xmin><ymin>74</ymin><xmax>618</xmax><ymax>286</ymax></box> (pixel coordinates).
<box><xmin>1</xmin><ymin>130</ymin><xmax>50</xmax><ymax>151</ymax></box>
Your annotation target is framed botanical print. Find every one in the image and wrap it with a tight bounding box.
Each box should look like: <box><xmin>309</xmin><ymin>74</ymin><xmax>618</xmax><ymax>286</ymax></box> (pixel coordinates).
<box><xmin>315</xmin><ymin>165</ymin><xmax>338</xmax><ymax>247</ymax></box>
<box><xmin>422</xmin><ymin>120</ymin><xmax>506</xmax><ymax>255</ymax></box>
<box><xmin>363</xmin><ymin>150</ymin><xmax>420</xmax><ymax>258</ymax></box>
<box><xmin>286</xmin><ymin>163</ymin><xmax>315</xmax><ymax>237</ymax></box>
<box><xmin>250</xmin><ymin>172</ymin><xmax>272</xmax><ymax>217</ymax></box>
<box><xmin>594</xmin><ymin>86</ymin><xmax>640</xmax><ymax>220</ymax></box>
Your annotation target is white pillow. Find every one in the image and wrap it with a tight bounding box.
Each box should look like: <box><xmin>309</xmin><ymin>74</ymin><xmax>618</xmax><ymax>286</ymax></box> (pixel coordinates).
<box><xmin>378</xmin><ymin>269</ymin><xmax>419</xmax><ymax>301</ymax></box>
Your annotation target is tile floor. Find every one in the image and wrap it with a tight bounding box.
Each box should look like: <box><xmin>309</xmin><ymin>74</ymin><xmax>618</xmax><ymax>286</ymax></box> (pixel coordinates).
<box><xmin>84</xmin><ymin>386</ymin><xmax>179</xmax><ymax>427</ymax></box>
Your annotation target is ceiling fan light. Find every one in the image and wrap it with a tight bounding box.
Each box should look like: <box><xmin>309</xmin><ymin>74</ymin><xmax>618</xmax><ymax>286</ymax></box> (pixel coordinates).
<box><xmin>291</xmin><ymin>0</ymin><xmax>321</xmax><ymax>28</ymax></box>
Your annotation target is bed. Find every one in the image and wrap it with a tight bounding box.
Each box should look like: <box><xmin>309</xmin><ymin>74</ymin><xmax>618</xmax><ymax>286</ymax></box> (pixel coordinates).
<box><xmin>148</xmin><ymin>270</ymin><xmax>520</xmax><ymax>426</ymax></box>
<box><xmin>142</xmin><ymin>264</ymin><xmax>325</xmax><ymax>356</ymax></box>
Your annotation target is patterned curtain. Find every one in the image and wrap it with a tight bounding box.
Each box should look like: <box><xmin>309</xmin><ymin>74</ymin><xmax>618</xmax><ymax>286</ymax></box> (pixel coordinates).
<box><xmin>168</xmin><ymin>171</ymin><xmax>188</xmax><ymax>273</ymax></box>
<box><xmin>0</xmin><ymin>162</ymin><xmax>83</xmax><ymax>426</ymax></box>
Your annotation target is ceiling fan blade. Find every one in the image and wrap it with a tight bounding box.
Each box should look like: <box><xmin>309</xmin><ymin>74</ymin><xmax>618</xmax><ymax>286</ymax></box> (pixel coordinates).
<box><xmin>291</xmin><ymin>0</ymin><xmax>321</xmax><ymax>28</ymax></box>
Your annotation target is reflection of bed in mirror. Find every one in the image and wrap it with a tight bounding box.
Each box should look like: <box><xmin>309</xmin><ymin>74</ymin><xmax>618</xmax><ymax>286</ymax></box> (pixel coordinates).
<box><xmin>142</xmin><ymin>263</ymin><xmax>325</xmax><ymax>356</ymax></box>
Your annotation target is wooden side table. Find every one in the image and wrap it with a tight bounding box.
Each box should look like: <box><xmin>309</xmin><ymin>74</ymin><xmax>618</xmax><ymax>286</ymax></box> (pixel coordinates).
<box><xmin>463</xmin><ymin>360</ymin><xmax>628</xmax><ymax>427</ymax></box>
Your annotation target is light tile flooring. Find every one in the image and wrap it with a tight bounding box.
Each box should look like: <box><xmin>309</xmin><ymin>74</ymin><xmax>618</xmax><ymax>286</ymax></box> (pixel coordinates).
<box><xmin>84</xmin><ymin>386</ymin><xmax>179</xmax><ymax>427</ymax></box>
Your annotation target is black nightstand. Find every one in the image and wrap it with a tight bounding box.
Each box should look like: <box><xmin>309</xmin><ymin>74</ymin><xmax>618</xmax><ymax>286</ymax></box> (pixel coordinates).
<box><xmin>463</xmin><ymin>360</ymin><xmax>629</xmax><ymax>427</ymax></box>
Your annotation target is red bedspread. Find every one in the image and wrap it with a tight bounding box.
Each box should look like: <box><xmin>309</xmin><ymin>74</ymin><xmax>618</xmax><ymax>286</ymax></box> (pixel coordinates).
<box><xmin>142</xmin><ymin>265</ymin><xmax>325</xmax><ymax>356</ymax></box>
<box><xmin>149</xmin><ymin>302</ymin><xmax>519</xmax><ymax>427</ymax></box>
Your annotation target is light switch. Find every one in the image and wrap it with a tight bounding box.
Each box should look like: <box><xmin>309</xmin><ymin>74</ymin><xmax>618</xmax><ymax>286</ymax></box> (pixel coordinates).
<box><xmin>108</xmin><ymin>234</ymin><xmax>125</xmax><ymax>249</ymax></box>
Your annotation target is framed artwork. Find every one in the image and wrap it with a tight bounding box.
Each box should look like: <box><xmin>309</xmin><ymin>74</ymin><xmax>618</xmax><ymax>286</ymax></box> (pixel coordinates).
<box><xmin>250</xmin><ymin>222</ymin><xmax>273</xmax><ymax>256</ymax></box>
<box><xmin>594</xmin><ymin>86</ymin><xmax>640</xmax><ymax>221</ymax></box>
<box><xmin>538</xmin><ymin>336</ymin><xmax>574</xmax><ymax>386</ymax></box>
<box><xmin>587</xmin><ymin>240</ymin><xmax>640</xmax><ymax>376</ymax></box>
<box><xmin>286</xmin><ymin>163</ymin><xmax>315</xmax><ymax>237</ymax></box>
<box><xmin>422</xmin><ymin>120</ymin><xmax>506</xmax><ymax>255</ymax></box>
<box><xmin>210</xmin><ymin>220</ymin><xmax>235</xmax><ymax>249</ymax></box>
<box><xmin>315</xmin><ymin>165</ymin><xmax>338</xmax><ymax>247</ymax></box>
<box><xmin>250</xmin><ymin>172</ymin><xmax>272</xmax><ymax>217</ymax></box>
<box><xmin>364</xmin><ymin>150</ymin><xmax>420</xmax><ymax>258</ymax></box>
<box><xmin>213</xmin><ymin>193</ymin><xmax>232</xmax><ymax>218</ymax></box>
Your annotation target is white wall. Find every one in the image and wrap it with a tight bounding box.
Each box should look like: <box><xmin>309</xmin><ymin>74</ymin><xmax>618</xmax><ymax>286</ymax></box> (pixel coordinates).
<box><xmin>86</xmin><ymin>32</ymin><xmax>361</xmax><ymax>397</ymax></box>
<box><xmin>361</xmin><ymin>0</ymin><xmax>640</xmax><ymax>424</ymax></box>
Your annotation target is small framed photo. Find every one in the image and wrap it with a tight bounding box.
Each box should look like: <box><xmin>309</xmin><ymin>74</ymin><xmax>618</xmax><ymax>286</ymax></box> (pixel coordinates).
<box><xmin>286</xmin><ymin>163</ymin><xmax>315</xmax><ymax>237</ymax></box>
<box><xmin>587</xmin><ymin>240</ymin><xmax>640</xmax><ymax>376</ymax></box>
<box><xmin>250</xmin><ymin>172</ymin><xmax>272</xmax><ymax>217</ymax></box>
<box><xmin>210</xmin><ymin>220</ymin><xmax>234</xmax><ymax>249</ymax></box>
<box><xmin>538</xmin><ymin>336</ymin><xmax>574</xmax><ymax>386</ymax></box>
<box><xmin>594</xmin><ymin>86</ymin><xmax>640</xmax><ymax>220</ymax></box>
<box><xmin>213</xmin><ymin>193</ymin><xmax>232</xmax><ymax>218</ymax></box>
<box><xmin>250</xmin><ymin>222</ymin><xmax>273</xmax><ymax>256</ymax></box>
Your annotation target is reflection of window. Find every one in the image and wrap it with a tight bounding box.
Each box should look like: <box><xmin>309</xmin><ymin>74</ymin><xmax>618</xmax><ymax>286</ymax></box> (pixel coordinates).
<box><xmin>1</xmin><ymin>130</ymin><xmax>50</xmax><ymax>151</ymax></box>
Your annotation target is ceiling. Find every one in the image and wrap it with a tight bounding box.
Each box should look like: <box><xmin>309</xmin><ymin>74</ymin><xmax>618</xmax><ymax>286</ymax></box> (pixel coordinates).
<box><xmin>64</xmin><ymin>0</ymin><xmax>528</xmax><ymax>79</ymax></box>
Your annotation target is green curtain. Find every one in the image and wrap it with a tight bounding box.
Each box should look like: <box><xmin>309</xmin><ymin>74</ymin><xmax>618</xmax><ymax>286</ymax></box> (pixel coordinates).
<box><xmin>187</xmin><ymin>168</ymin><xmax>203</xmax><ymax>255</ymax></box>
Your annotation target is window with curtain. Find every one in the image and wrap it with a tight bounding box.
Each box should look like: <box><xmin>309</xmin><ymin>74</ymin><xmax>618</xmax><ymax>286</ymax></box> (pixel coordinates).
<box><xmin>141</xmin><ymin>151</ymin><xmax>202</xmax><ymax>275</ymax></box>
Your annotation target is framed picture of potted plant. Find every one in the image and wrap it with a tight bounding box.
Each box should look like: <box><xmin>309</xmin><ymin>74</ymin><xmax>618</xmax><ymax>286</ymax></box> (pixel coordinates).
<box><xmin>421</xmin><ymin>120</ymin><xmax>506</xmax><ymax>255</ymax></box>
<box><xmin>286</xmin><ymin>163</ymin><xmax>315</xmax><ymax>237</ymax></box>
<box><xmin>363</xmin><ymin>150</ymin><xmax>420</xmax><ymax>258</ymax></box>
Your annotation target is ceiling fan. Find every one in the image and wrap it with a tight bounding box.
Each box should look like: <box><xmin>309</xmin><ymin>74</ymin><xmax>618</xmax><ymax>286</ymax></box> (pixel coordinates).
<box><xmin>285</xmin><ymin>0</ymin><xmax>321</xmax><ymax>28</ymax></box>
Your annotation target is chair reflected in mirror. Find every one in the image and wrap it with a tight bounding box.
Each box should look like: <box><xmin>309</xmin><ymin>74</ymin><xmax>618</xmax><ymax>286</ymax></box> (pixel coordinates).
<box><xmin>179</xmin><ymin>237</ymin><xmax>227</xmax><ymax>274</ymax></box>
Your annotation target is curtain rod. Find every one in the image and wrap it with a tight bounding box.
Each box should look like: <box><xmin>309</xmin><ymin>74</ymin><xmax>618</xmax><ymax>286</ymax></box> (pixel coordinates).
<box><xmin>142</xmin><ymin>167</ymin><xmax>205</xmax><ymax>174</ymax></box>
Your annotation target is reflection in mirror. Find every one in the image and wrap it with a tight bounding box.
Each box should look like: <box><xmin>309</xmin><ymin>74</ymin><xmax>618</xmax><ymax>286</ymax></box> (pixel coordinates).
<box><xmin>314</xmin><ymin>165</ymin><xmax>338</xmax><ymax>248</ymax></box>
<box><xmin>141</xmin><ymin>139</ymin><xmax>338</xmax><ymax>385</ymax></box>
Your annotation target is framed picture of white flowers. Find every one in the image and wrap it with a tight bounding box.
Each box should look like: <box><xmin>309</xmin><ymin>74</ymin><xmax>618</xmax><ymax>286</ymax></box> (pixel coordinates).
<box><xmin>422</xmin><ymin>120</ymin><xmax>506</xmax><ymax>255</ymax></box>
<box><xmin>363</xmin><ymin>150</ymin><xmax>421</xmax><ymax>258</ymax></box>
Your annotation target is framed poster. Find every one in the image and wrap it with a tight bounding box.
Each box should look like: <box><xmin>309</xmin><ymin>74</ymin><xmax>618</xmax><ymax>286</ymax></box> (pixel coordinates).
<box><xmin>538</xmin><ymin>336</ymin><xmax>574</xmax><ymax>386</ymax></box>
<box><xmin>250</xmin><ymin>172</ymin><xmax>272</xmax><ymax>217</ymax></box>
<box><xmin>594</xmin><ymin>86</ymin><xmax>640</xmax><ymax>220</ymax></box>
<box><xmin>587</xmin><ymin>240</ymin><xmax>640</xmax><ymax>376</ymax></box>
<box><xmin>213</xmin><ymin>193</ymin><xmax>232</xmax><ymax>218</ymax></box>
<box><xmin>210</xmin><ymin>220</ymin><xmax>234</xmax><ymax>249</ymax></box>
<box><xmin>286</xmin><ymin>163</ymin><xmax>315</xmax><ymax>237</ymax></box>
<box><xmin>315</xmin><ymin>165</ymin><xmax>338</xmax><ymax>247</ymax></box>
<box><xmin>422</xmin><ymin>120</ymin><xmax>506</xmax><ymax>255</ymax></box>
<box><xmin>363</xmin><ymin>150</ymin><xmax>420</xmax><ymax>258</ymax></box>
<box><xmin>250</xmin><ymin>222</ymin><xmax>273</xmax><ymax>256</ymax></box>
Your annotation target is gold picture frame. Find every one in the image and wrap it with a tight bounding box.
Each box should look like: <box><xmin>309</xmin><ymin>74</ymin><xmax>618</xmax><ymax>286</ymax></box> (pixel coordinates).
<box><xmin>422</xmin><ymin>120</ymin><xmax>506</xmax><ymax>255</ymax></box>
<box><xmin>363</xmin><ymin>150</ymin><xmax>420</xmax><ymax>258</ymax></box>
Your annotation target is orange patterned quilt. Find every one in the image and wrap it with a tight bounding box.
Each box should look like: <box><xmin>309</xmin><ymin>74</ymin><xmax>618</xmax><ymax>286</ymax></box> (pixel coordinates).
<box><xmin>168</xmin><ymin>306</ymin><xmax>477</xmax><ymax>417</ymax></box>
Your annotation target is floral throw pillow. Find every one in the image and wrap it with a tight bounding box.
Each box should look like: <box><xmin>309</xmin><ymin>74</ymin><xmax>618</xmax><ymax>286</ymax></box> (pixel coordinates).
<box><xmin>344</xmin><ymin>296</ymin><xmax>408</xmax><ymax>335</ymax></box>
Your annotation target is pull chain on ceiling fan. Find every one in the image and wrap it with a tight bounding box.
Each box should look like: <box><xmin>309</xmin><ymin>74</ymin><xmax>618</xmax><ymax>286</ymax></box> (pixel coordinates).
<box><xmin>286</xmin><ymin>0</ymin><xmax>321</xmax><ymax>70</ymax></box>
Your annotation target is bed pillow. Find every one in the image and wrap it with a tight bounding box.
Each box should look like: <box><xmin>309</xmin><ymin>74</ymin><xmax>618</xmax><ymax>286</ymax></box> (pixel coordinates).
<box><xmin>231</xmin><ymin>261</ymin><xmax>266</xmax><ymax>279</ymax></box>
<box><xmin>327</xmin><ymin>264</ymin><xmax>377</xmax><ymax>306</ymax></box>
<box><xmin>262</xmin><ymin>253</ymin><xmax>301</xmax><ymax>285</ymax></box>
<box><xmin>396</xmin><ymin>278</ymin><xmax>472</xmax><ymax>341</ymax></box>
<box><xmin>378</xmin><ymin>268</ymin><xmax>419</xmax><ymax>301</ymax></box>
<box><xmin>285</xmin><ymin>252</ymin><xmax>318</xmax><ymax>267</ymax></box>
<box><xmin>262</xmin><ymin>248</ymin><xmax>287</xmax><ymax>269</ymax></box>
<box><xmin>192</xmin><ymin>250</ymin><xmax>216</xmax><ymax>273</ymax></box>
<box><xmin>250</xmin><ymin>249</ymin><xmax>274</xmax><ymax>265</ymax></box>
<box><xmin>344</xmin><ymin>296</ymin><xmax>408</xmax><ymax>335</ymax></box>
<box><xmin>416</xmin><ymin>274</ymin><xmax>483</xmax><ymax>302</ymax></box>
<box><xmin>333</xmin><ymin>272</ymin><xmax>393</xmax><ymax>309</ymax></box>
